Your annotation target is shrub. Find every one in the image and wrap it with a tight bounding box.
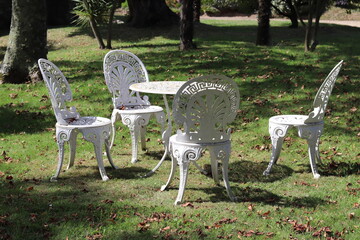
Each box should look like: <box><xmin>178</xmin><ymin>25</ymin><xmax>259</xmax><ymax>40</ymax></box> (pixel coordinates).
<box><xmin>203</xmin><ymin>0</ymin><xmax>258</xmax><ymax>15</ymax></box>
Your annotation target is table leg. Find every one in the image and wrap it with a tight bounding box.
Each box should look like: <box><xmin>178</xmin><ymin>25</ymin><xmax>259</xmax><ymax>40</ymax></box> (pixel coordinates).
<box><xmin>144</xmin><ymin>94</ymin><xmax>172</xmax><ymax>177</ymax></box>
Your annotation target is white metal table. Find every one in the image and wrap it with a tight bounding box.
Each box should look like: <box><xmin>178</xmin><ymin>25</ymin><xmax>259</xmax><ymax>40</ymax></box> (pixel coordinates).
<box><xmin>129</xmin><ymin>81</ymin><xmax>186</xmax><ymax>176</ymax></box>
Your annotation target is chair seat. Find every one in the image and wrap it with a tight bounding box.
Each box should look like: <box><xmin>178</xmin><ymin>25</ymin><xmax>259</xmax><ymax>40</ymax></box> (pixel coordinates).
<box><xmin>114</xmin><ymin>105</ymin><xmax>163</xmax><ymax>114</ymax></box>
<box><xmin>269</xmin><ymin>115</ymin><xmax>321</xmax><ymax>126</ymax></box>
<box><xmin>170</xmin><ymin>134</ymin><xmax>230</xmax><ymax>147</ymax></box>
<box><xmin>56</xmin><ymin>116</ymin><xmax>111</xmax><ymax>128</ymax></box>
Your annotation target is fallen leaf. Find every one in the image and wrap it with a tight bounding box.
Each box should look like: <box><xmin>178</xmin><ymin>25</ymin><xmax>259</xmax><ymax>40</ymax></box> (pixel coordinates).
<box><xmin>9</xmin><ymin>93</ymin><xmax>18</xmax><ymax>99</ymax></box>
<box><xmin>181</xmin><ymin>202</ymin><xmax>194</xmax><ymax>208</ymax></box>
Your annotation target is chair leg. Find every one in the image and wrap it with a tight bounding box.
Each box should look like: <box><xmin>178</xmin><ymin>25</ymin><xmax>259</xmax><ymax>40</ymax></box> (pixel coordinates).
<box><xmin>67</xmin><ymin>131</ymin><xmax>78</xmax><ymax>170</ymax></box>
<box><xmin>110</xmin><ymin>111</ymin><xmax>119</xmax><ymax>149</ymax></box>
<box><xmin>220</xmin><ymin>150</ymin><xmax>236</xmax><ymax>202</ymax></box>
<box><xmin>192</xmin><ymin>161</ymin><xmax>208</xmax><ymax>175</ymax></box>
<box><xmin>160</xmin><ymin>150</ymin><xmax>177</xmax><ymax>191</ymax></box>
<box><xmin>209</xmin><ymin>148</ymin><xmax>220</xmax><ymax>185</ymax></box>
<box><xmin>155</xmin><ymin>111</ymin><xmax>166</xmax><ymax>136</ymax></box>
<box><xmin>129</xmin><ymin>123</ymin><xmax>140</xmax><ymax>163</ymax></box>
<box><xmin>82</xmin><ymin>129</ymin><xmax>110</xmax><ymax>181</ymax></box>
<box><xmin>93</xmin><ymin>142</ymin><xmax>109</xmax><ymax>181</ymax></box>
<box><xmin>315</xmin><ymin>137</ymin><xmax>322</xmax><ymax>164</ymax></box>
<box><xmin>263</xmin><ymin>123</ymin><xmax>290</xmax><ymax>176</ymax></box>
<box><xmin>175</xmin><ymin>160</ymin><xmax>190</xmax><ymax>205</ymax></box>
<box><xmin>51</xmin><ymin>129</ymin><xmax>71</xmax><ymax>182</ymax></box>
<box><xmin>105</xmin><ymin>138</ymin><xmax>119</xmax><ymax>169</ymax></box>
<box><xmin>140</xmin><ymin>125</ymin><xmax>146</xmax><ymax>151</ymax></box>
<box><xmin>122</xmin><ymin>114</ymin><xmax>151</xmax><ymax>163</ymax></box>
<box><xmin>298</xmin><ymin>125</ymin><xmax>323</xmax><ymax>179</ymax></box>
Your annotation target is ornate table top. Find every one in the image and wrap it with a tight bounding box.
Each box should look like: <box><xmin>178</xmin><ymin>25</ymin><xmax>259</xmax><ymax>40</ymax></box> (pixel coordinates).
<box><xmin>130</xmin><ymin>81</ymin><xmax>186</xmax><ymax>95</ymax></box>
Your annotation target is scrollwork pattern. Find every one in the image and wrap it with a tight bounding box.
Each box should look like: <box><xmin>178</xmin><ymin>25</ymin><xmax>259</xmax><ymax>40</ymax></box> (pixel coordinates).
<box><xmin>305</xmin><ymin>61</ymin><xmax>343</xmax><ymax>123</ymax></box>
<box><xmin>38</xmin><ymin>59</ymin><xmax>81</xmax><ymax>125</ymax></box>
<box><xmin>104</xmin><ymin>50</ymin><xmax>150</xmax><ymax>108</ymax></box>
<box><xmin>173</xmin><ymin>75</ymin><xmax>239</xmax><ymax>143</ymax></box>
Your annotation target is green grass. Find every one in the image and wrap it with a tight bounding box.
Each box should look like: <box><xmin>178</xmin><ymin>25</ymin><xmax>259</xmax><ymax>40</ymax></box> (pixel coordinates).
<box><xmin>0</xmin><ymin>19</ymin><xmax>359</xmax><ymax>239</ymax></box>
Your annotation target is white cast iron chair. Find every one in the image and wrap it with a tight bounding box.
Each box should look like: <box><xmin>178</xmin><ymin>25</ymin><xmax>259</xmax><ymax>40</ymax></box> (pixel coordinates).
<box><xmin>38</xmin><ymin>59</ymin><xmax>118</xmax><ymax>181</ymax></box>
<box><xmin>263</xmin><ymin>60</ymin><xmax>343</xmax><ymax>179</ymax></box>
<box><xmin>103</xmin><ymin>50</ymin><xmax>165</xmax><ymax>163</ymax></box>
<box><xmin>160</xmin><ymin>75</ymin><xmax>240</xmax><ymax>205</ymax></box>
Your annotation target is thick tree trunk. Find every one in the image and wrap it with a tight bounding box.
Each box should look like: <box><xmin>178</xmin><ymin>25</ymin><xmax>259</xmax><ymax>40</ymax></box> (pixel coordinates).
<box><xmin>193</xmin><ymin>0</ymin><xmax>201</xmax><ymax>22</ymax></box>
<box><xmin>286</xmin><ymin>0</ymin><xmax>298</xmax><ymax>28</ymax></box>
<box><xmin>271</xmin><ymin>0</ymin><xmax>298</xmax><ymax>28</ymax></box>
<box><xmin>256</xmin><ymin>0</ymin><xmax>271</xmax><ymax>46</ymax></box>
<box><xmin>180</xmin><ymin>0</ymin><xmax>196</xmax><ymax>50</ymax></box>
<box><xmin>127</xmin><ymin>0</ymin><xmax>179</xmax><ymax>27</ymax></box>
<box><xmin>0</xmin><ymin>0</ymin><xmax>47</xmax><ymax>84</ymax></box>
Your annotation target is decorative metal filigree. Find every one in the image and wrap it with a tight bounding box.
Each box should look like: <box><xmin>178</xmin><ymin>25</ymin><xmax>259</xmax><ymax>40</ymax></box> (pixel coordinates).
<box><xmin>38</xmin><ymin>59</ymin><xmax>117</xmax><ymax>181</ymax></box>
<box><xmin>163</xmin><ymin>75</ymin><xmax>239</xmax><ymax>205</ymax></box>
<box><xmin>103</xmin><ymin>50</ymin><xmax>150</xmax><ymax>109</ymax></box>
<box><xmin>173</xmin><ymin>75</ymin><xmax>240</xmax><ymax>143</ymax></box>
<box><xmin>103</xmin><ymin>50</ymin><xmax>165</xmax><ymax>163</ymax></box>
<box><xmin>38</xmin><ymin>59</ymin><xmax>80</xmax><ymax>125</ymax></box>
<box><xmin>264</xmin><ymin>61</ymin><xmax>343</xmax><ymax>179</ymax></box>
<box><xmin>305</xmin><ymin>60</ymin><xmax>343</xmax><ymax>123</ymax></box>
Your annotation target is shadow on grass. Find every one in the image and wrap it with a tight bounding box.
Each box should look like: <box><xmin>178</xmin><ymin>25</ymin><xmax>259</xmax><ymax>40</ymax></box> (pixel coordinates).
<box><xmin>183</xmin><ymin>185</ymin><xmax>326</xmax><ymax>208</ymax></box>
<box><xmin>319</xmin><ymin>161</ymin><xmax>360</xmax><ymax>176</ymax></box>
<box><xmin>227</xmin><ymin>160</ymin><xmax>293</xmax><ymax>183</ymax></box>
<box><xmin>51</xmin><ymin>165</ymin><xmax>150</xmax><ymax>181</ymax></box>
<box><xmin>0</xmin><ymin>177</ymin><xmax>154</xmax><ymax>239</ymax></box>
<box><xmin>0</xmin><ymin>106</ymin><xmax>54</xmax><ymax>134</ymax></box>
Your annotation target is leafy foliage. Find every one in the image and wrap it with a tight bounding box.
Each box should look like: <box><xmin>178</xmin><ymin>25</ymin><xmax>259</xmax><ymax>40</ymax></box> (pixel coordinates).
<box><xmin>202</xmin><ymin>0</ymin><xmax>258</xmax><ymax>14</ymax></box>
<box><xmin>72</xmin><ymin>0</ymin><xmax>112</xmax><ymax>27</ymax></box>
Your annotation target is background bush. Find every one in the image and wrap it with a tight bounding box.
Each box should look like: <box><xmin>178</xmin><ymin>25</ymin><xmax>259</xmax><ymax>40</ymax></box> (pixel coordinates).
<box><xmin>203</xmin><ymin>0</ymin><xmax>258</xmax><ymax>15</ymax></box>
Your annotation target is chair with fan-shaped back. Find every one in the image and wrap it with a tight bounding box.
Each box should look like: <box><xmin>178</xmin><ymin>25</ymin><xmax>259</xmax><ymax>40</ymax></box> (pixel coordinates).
<box><xmin>160</xmin><ymin>75</ymin><xmax>240</xmax><ymax>205</ymax></box>
<box><xmin>103</xmin><ymin>50</ymin><xmax>165</xmax><ymax>163</ymax></box>
<box><xmin>38</xmin><ymin>58</ymin><xmax>118</xmax><ymax>181</ymax></box>
<box><xmin>263</xmin><ymin>60</ymin><xmax>343</xmax><ymax>179</ymax></box>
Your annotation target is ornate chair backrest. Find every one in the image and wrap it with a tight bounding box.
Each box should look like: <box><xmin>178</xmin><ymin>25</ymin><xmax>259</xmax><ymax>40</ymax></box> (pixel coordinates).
<box><xmin>304</xmin><ymin>60</ymin><xmax>343</xmax><ymax>124</ymax></box>
<box><xmin>38</xmin><ymin>59</ymin><xmax>80</xmax><ymax>125</ymax></box>
<box><xmin>103</xmin><ymin>50</ymin><xmax>150</xmax><ymax>108</ymax></box>
<box><xmin>173</xmin><ymin>75</ymin><xmax>240</xmax><ymax>143</ymax></box>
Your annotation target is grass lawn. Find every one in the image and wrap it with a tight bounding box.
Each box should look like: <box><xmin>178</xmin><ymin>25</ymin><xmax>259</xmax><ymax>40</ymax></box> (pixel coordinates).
<box><xmin>0</xmin><ymin>18</ymin><xmax>359</xmax><ymax>239</ymax></box>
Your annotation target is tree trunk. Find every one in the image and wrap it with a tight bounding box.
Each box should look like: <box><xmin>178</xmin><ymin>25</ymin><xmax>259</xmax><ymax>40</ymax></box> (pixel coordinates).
<box><xmin>256</xmin><ymin>0</ymin><xmax>271</xmax><ymax>46</ymax></box>
<box><xmin>304</xmin><ymin>0</ymin><xmax>315</xmax><ymax>51</ymax></box>
<box><xmin>286</xmin><ymin>0</ymin><xmax>298</xmax><ymax>28</ymax></box>
<box><xmin>127</xmin><ymin>0</ymin><xmax>179</xmax><ymax>27</ymax></box>
<box><xmin>0</xmin><ymin>0</ymin><xmax>47</xmax><ymax>84</ymax></box>
<box><xmin>83</xmin><ymin>0</ymin><xmax>105</xmax><ymax>49</ymax></box>
<box><xmin>271</xmin><ymin>0</ymin><xmax>298</xmax><ymax>28</ymax></box>
<box><xmin>106</xmin><ymin>1</ymin><xmax>119</xmax><ymax>49</ymax></box>
<box><xmin>180</xmin><ymin>0</ymin><xmax>196</xmax><ymax>50</ymax></box>
<box><xmin>193</xmin><ymin>0</ymin><xmax>201</xmax><ymax>22</ymax></box>
<box><xmin>310</xmin><ymin>0</ymin><xmax>323</xmax><ymax>51</ymax></box>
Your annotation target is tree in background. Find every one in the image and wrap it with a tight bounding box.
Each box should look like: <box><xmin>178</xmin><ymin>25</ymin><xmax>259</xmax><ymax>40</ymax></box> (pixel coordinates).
<box><xmin>303</xmin><ymin>0</ymin><xmax>331</xmax><ymax>51</ymax></box>
<box><xmin>0</xmin><ymin>0</ymin><xmax>47</xmax><ymax>84</ymax></box>
<box><xmin>180</xmin><ymin>0</ymin><xmax>197</xmax><ymax>50</ymax></box>
<box><xmin>256</xmin><ymin>0</ymin><xmax>271</xmax><ymax>45</ymax></box>
<box><xmin>194</xmin><ymin>0</ymin><xmax>201</xmax><ymax>22</ymax></box>
<box><xmin>73</xmin><ymin>0</ymin><xmax>111</xmax><ymax>49</ymax></box>
<box><xmin>127</xmin><ymin>0</ymin><xmax>179</xmax><ymax>27</ymax></box>
<box><xmin>271</xmin><ymin>0</ymin><xmax>300</xmax><ymax>28</ymax></box>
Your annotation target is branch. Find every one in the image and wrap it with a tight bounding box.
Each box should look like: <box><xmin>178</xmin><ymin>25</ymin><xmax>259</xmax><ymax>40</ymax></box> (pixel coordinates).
<box><xmin>270</xmin><ymin>3</ymin><xmax>291</xmax><ymax>18</ymax></box>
